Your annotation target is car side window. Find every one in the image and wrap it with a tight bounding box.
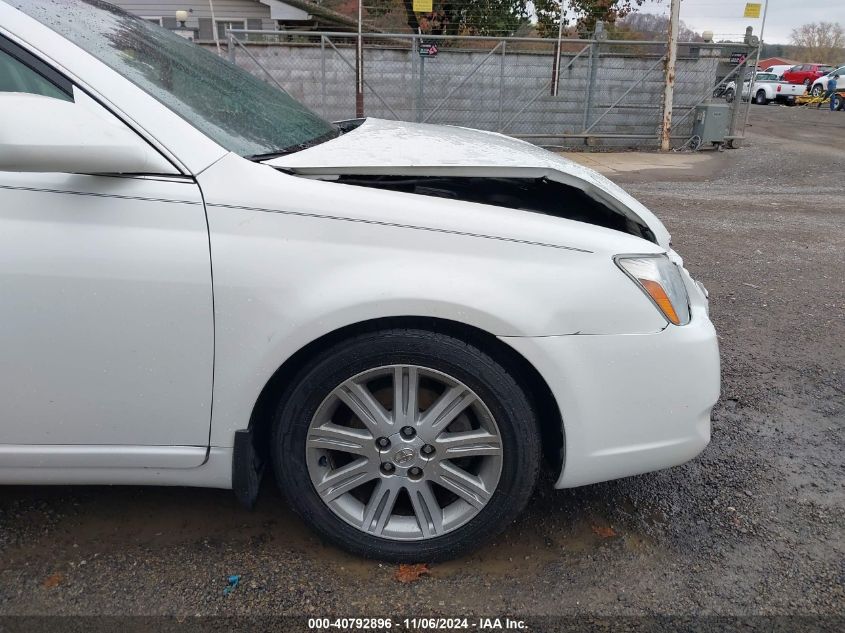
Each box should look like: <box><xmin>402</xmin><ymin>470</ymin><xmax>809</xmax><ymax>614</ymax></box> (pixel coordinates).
<box><xmin>0</xmin><ymin>42</ymin><xmax>71</xmax><ymax>101</ymax></box>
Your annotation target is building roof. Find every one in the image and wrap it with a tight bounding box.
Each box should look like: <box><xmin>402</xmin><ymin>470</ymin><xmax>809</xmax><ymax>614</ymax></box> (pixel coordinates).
<box><xmin>757</xmin><ymin>56</ymin><xmax>798</xmax><ymax>68</ymax></box>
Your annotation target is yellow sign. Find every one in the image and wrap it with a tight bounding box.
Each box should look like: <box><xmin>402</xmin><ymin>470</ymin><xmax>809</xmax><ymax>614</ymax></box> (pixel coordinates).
<box><xmin>413</xmin><ymin>0</ymin><xmax>433</xmax><ymax>12</ymax></box>
<box><xmin>743</xmin><ymin>3</ymin><xmax>762</xmax><ymax>18</ymax></box>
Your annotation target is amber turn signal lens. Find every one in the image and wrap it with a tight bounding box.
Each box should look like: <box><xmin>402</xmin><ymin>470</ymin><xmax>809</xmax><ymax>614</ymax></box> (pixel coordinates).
<box><xmin>639</xmin><ymin>279</ymin><xmax>681</xmax><ymax>325</ymax></box>
<box><xmin>615</xmin><ymin>254</ymin><xmax>691</xmax><ymax>326</ymax></box>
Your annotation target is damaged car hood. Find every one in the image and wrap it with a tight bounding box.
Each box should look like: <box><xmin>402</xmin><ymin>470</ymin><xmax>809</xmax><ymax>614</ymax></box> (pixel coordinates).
<box><xmin>265</xmin><ymin>118</ymin><xmax>671</xmax><ymax>247</ymax></box>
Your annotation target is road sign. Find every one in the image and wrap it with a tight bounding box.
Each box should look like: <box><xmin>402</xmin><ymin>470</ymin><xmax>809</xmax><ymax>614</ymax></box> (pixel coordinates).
<box><xmin>418</xmin><ymin>41</ymin><xmax>438</xmax><ymax>58</ymax></box>
<box><xmin>730</xmin><ymin>52</ymin><xmax>747</xmax><ymax>64</ymax></box>
<box><xmin>744</xmin><ymin>3</ymin><xmax>762</xmax><ymax>18</ymax></box>
<box><xmin>413</xmin><ymin>0</ymin><xmax>433</xmax><ymax>12</ymax></box>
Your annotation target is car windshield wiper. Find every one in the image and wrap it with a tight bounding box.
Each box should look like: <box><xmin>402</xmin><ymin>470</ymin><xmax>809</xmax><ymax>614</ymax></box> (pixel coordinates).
<box><xmin>246</xmin><ymin>129</ymin><xmax>341</xmax><ymax>162</ymax></box>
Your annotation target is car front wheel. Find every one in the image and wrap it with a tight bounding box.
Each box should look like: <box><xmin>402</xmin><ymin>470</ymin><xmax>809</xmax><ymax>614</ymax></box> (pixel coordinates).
<box><xmin>272</xmin><ymin>328</ymin><xmax>541</xmax><ymax>561</ymax></box>
<box><xmin>811</xmin><ymin>84</ymin><xmax>824</xmax><ymax>97</ymax></box>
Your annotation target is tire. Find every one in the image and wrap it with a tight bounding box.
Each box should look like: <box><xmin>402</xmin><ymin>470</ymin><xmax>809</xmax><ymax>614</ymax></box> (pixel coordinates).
<box><xmin>834</xmin><ymin>94</ymin><xmax>844</xmax><ymax>111</ymax></box>
<box><xmin>803</xmin><ymin>78</ymin><xmax>812</xmax><ymax>88</ymax></box>
<box><xmin>724</xmin><ymin>88</ymin><xmax>735</xmax><ymax>103</ymax></box>
<box><xmin>755</xmin><ymin>90</ymin><xmax>768</xmax><ymax>105</ymax></box>
<box><xmin>271</xmin><ymin>328</ymin><xmax>541</xmax><ymax>562</ymax></box>
<box><xmin>811</xmin><ymin>84</ymin><xmax>824</xmax><ymax>97</ymax></box>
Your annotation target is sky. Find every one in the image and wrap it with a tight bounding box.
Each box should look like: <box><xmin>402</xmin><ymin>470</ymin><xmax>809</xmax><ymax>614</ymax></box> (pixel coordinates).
<box><xmin>639</xmin><ymin>0</ymin><xmax>845</xmax><ymax>44</ymax></box>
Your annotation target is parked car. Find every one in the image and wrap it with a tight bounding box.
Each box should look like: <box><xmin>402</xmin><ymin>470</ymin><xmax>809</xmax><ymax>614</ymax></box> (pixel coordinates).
<box><xmin>810</xmin><ymin>65</ymin><xmax>845</xmax><ymax>96</ymax></box>
<box><xmin>763</xmin><ymin>64</ymin><xmax>795</xmax><ymax>78</ymax></box>
<box><xmin>0</xmin><ymin>0</ymin><xmax>720</xmax><ymax>561</ymax></box>
<box><xmin>724</xmin><ymin>72</ymin><xmax>805</xmax><ymax>105</ymax></box>
<box><xmin>781</xmin><ymin>63</ymin><xmax>835</xmax><ymax>87</ymax></box>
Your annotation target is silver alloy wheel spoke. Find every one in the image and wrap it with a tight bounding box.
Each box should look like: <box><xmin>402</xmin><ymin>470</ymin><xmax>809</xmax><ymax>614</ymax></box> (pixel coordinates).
<box><xmin>306</xmin><ymin>364</ymin><xmax>503</xmax><ymax>541</ymax></box>
<box><xmin>316</xmin><ymin>458</ymin><xmax>377</xmax><ymax>503</ymax></box>
<box><xmin>434</xmin><ymin>429</ymin><xmax>502</xmax><ymax>458</ymax></box>
<box><xmin>416</xmin><ymin>385</ymin><xmax>476</xmax><ymax>439</ymax></box>
<box><xmin>393</xmin><ymin>365</ymin><xmax>418</xmax><ymax>427</ymax></box>
<box><xmin>335</xmin><ymin>378</ymin><xmax>392</xmax><ymax>435</ymax></box>
<box><xmin>408</xmin><ymin>480</ymin><xmax>444</xmax><ymax>538</ymax></box>
<box><xmin>434</xmin><ymin>461</ymin><xmax>492</xmax><ymax>510</ymax></box>
<box><xmin>307</xmin><ymin>422</ymin><xmax>373</xmax><ymax>456</ymax></box>
<box><xmin>362</xmin><ymin>479</ymin><xmax>401</xmax><ymax>535</ymax></box>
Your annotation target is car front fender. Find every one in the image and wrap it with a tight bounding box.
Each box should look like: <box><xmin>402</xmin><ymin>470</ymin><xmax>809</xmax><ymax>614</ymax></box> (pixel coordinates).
<box><xmin>198</xmin><ymin>154</ymin><xmax>668</xmax><ymax>446</ymax></box>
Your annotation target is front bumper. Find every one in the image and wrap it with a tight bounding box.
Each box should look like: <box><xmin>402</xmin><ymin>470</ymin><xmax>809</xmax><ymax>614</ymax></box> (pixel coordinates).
<box><xmin>501</xmin><ymin>299</ymin><xmax>720</xmax><ymax>489</ymax></box>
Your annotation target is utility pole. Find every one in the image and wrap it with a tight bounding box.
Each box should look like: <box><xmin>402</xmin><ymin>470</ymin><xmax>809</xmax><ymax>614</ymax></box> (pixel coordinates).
<box><xmin>660</xmin><ymin>0</ymin><xmax>681</xmax><ymax>151</ymax></box>
<box><xmin>743</xmin><ymin>0</ymin><xmax>769</xmax><ymax>129</ymax></box>
<box><xmin>729</xmin><ymin>26</ymin><xmax>754</xmax><ymax>145</ymax></box>
<box><xmin>356</xmin><ymin>0</ymin><xmax>364</xmax><ymax>117</ymax></box>
<box><xmin>550</xmin><ymin>1</ymin><xmax>566</xmax><ymax>96</ymax></box>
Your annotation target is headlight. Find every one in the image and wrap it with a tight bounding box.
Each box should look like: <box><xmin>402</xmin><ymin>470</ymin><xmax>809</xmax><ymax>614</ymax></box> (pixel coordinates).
<box><xmin>615</xmin><ymin>254</ymin><xmax>691</xmax><ymax>326</ymax></box>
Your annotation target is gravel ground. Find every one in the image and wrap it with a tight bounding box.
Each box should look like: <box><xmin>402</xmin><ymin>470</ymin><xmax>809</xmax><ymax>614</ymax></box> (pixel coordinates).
<box><xmin>0</xmin><ymin>106</ymin><xmax>842</xmax><ymax>621</ymax></box>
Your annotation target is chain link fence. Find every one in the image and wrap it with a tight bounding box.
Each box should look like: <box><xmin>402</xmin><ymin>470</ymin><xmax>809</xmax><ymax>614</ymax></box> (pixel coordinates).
<box><xmin>222</xmin><ymin>29</ymin><xmax>756</xmax><ymax>149</ymax></box>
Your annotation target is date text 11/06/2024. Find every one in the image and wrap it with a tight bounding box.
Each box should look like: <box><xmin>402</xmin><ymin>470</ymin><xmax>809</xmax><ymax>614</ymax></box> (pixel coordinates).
<box><xmin>307</xmin><ymin>617</ymin><xmax>528</xmax><ymax>630</ymax></box>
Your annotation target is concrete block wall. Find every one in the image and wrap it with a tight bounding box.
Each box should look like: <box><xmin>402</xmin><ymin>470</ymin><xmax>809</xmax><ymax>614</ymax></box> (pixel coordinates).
<box><xmin>209</xmin><ymin>42</ymin><xmax>721</xmax><ymax>147</ymax></box>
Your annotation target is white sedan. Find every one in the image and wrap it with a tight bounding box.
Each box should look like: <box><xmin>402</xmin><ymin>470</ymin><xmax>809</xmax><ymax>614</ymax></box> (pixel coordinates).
<box><xmin>810</xmin><ymin>65</ymin><xmax>845</xmax><ymax>97</ymax></box>
<box><xmin>0</xmin><ymin>0</ymin><xmax>719</xmax><ymax>561</ymax></box>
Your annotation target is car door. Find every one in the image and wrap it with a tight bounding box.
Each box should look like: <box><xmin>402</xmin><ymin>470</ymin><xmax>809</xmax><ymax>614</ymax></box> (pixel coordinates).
<box><xmin>0</xmin><ymin>39</ymin><xmax>214</xmax><ymax>469</ymax></box>
<box><xmin>784</xmin><ymin>65</ymin><xmax>801</xmax><ymax>83</ymax></box>
<box><xmin>798</xmin><ymin>65</ymin><xmax>812</xmax><ymax>83</ymax></box>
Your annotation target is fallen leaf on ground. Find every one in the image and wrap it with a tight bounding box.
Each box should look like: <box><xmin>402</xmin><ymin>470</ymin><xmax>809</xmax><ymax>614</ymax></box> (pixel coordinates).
<box><xmin>592</xmin><ymin>525</ymin><xmax>617</xmax><ymax>538</ymax></box>
<box><xmin>395</xmin><ymin>563</ymin><xmax>430</xmax><ymax>583</ymax></box>
<box><xmin>42</xmin><ymin>572</ymin><xmax>64</xmax><ymax>589</ymax></box>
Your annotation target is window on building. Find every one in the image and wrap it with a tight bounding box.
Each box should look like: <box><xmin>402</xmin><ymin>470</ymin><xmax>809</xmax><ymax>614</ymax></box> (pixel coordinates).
<box><xmin>216</xmin><ymin>20</ymin><xmax>245</xmax><ymax>40</ymax></box>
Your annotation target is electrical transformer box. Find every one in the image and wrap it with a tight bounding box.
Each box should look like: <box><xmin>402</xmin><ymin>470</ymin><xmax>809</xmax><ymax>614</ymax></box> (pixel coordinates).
<box><xmin>692</xmin><ymin>103</ymin><xmax>731</xmax><ymax>145</ymax></box>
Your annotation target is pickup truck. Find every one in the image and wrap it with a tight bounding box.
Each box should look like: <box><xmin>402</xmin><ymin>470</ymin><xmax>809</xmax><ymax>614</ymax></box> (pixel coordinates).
<box><xmin>724</xmin><ymin>72</ymin><xmax>805</xmax><ymax>105</ymax></box>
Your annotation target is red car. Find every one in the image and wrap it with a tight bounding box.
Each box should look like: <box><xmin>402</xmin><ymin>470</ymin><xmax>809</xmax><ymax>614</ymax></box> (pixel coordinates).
<box><xmin>782</xmin><ymin>63</ymin><xmax>835</xmax><ymax>88</ymax></box>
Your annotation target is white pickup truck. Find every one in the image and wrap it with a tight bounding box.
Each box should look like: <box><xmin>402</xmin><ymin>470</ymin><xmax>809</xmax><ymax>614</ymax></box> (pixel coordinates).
<box><xmin>724</xmin><ymin>72</ymin><xmax>805</xmax><ymax>105</ymax></box>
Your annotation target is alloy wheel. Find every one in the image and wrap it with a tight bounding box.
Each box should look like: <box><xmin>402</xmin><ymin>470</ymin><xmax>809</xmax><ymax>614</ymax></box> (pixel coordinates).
<box><xmin>305</xmin><ymin>365</ymin><xmax>504</xmax><ymax>541</ymax></box>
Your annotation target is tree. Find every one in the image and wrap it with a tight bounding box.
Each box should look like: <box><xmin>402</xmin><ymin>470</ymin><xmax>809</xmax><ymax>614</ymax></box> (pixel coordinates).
<box><xmin>614</xmin><ymin>12</ymin><xmax>702</xmax><ymax>42</ymax></box>
<box><xmin>346</xmin><ymin>0</ymin><xmax>531</xmax><ymax>36</ymax></box>
<box><xmin>789</xmin><ymin>22</ymin><xmax>845</xmax><ymax>62</ymax></box>
<box><xmin>534</xmin><ymin>0</ymin><xmax>649</xmax><ymax>38</ymax></box>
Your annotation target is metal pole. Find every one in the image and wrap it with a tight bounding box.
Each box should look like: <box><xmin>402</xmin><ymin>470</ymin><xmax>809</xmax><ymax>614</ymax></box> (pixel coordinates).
<box><xmin>743</xmin><ymin>1</ymin><xmax>769</xmax><ymax>130</ymax></box>
<box><xmin>498</xmin><ymin>40</ymin><xmax>506</xmax><ymax>129</ymax></box>
<box><xmin>413</xmin><ymin>36</ymin><xmax>421</xmax><ymax>122</ymax></box>
<box><xmin>729</xmin><ymin>27</ymin><xmax>753</xmax><ymax>144</ymax></box>
<box><xmin>321</xmin><ymin>35</ymin><xmax>327</xmax><ymax>118</ymax></box>
<box><xmin>356</xmin><ymin>0</ymin><xmax>364</xmax><ymax>117</ymax></box>
<box><xmin>418</xmin><ymin>55</ymin><xmax>425</xmax><ymax>123</ymax></box>
<box><xmin>582</xmin><ymin>25</ymin><xmax>600</xmax><ymax>135</ymax></box>
<box><xmin>551</xmin><ymin>1</ymin><xmax>566</xmax><ymax>96</ymax></box>
<box><xmin>660</xmin><ymin>0</ymin><xmax>681</xmax><ymax>151</ymax></box>
<box><xmin>208</xmin><ymin>0</ymin><xmax>221</xmax><ymax>56</ymax></box>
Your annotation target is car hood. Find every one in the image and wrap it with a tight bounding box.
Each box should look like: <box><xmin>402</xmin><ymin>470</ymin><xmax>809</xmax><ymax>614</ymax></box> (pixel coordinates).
<box><xmin>265</xmin><ymin>118</ymin><xmax>671</xmax><ymax>247</ymax></box>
